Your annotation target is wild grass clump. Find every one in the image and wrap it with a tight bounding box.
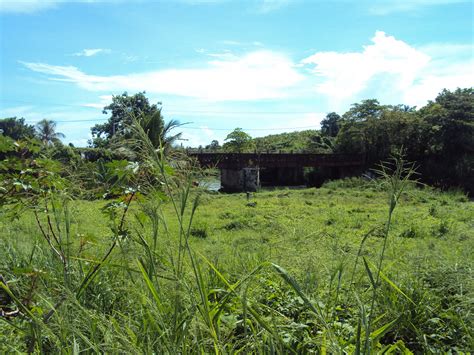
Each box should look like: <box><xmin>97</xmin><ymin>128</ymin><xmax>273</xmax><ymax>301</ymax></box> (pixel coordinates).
<box><xmin>323</xmin><ymin>176</ymin><xmax>371</xmax><ymax>189</ymax></box>
<box><xmin>223</xmin><ymin>219</ymin><xmax>248</xmax><ymax>231</ymax></box>
<box><xmin>436</xmin><ymin>219</ymin><xmax>450</xmax><ymax>237</ymax></box>
<box><xmin>399</xmin><ymin>225</ymin><xmax>424</xmax><ymax>239</ymax></box>
<box><xmin>190</xmin><ymin>221</ymin><xmax>209</xmax><ymax>238</ymax></box>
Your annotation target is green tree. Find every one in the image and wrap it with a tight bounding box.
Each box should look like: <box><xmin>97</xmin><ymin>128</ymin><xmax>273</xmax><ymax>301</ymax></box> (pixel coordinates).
<box><xmin>223</xmin><ymin>128</ymin><xmax>253</xmax><ymax>153</ymax></box>
<box><xmin>342</xmin><ymin>99</ymin><xmax>385</xmax><ymax>122</ymax></box>
<box><xmin>35</xmin><ymin>119</ymin><xmax>65</xmax><ymax>145</ymax></box>
<box><xmin>205</xmin><ymin>140</ymin><xmax>220</xmax><ymax>151</ymax></box>
<box><xmin>418</xmin><ymin>88</ymin><xmax>474</xmax><ymax>189</ymax></box>
<box><xmin>336</xmin><ymin>105</ymin><xmax>421</xmax><ymax>165</ymax></box>
<box><xmin>320</xmin><ymin>112</ymin><xmax>342</xmax><ymax>137</ymax></box>
<box><xmin>0</xmin><ymin>117</ymin><xmax>35</xmax><ymax>140</ymax></box>
<box><xmin>90</xmin><ymin>92</ymin><xmax>182</xmax><ymax>152</ymax></box>
<box><xmin>420</xmin><ymin>88</ymin><xmax>473</xmax><ymax>157</ymax></box>
<box><xmin>334</xmin><ymin>122</ymin><xmax>366</xmax><ymax>155</ymax></box>
<box><xmin>90</xmin><ymin>92</ymin><xmax>160</xmax><ymax>146</ymax></box>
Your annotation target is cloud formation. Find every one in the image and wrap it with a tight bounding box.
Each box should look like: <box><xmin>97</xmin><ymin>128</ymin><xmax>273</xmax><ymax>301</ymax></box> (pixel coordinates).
<box><xmin>21</xmin><ymin>31</ymin><xmax>472</xmax><ymax>109</ymax></box>
<box><xmin>302</xmin><ymin>31</ymin><xmax>473</xmax><ymax>108</ymax></box>
<box><xmin>73</xmin><ymin>48</ymin><xmax>110</xmax><ymax>57</ymax></box>
<box><xmin>0</xmin><ymin>0</ymin><xmax>57</xmax><ymax>13</ymax></box>
<box><xmin>22</xmin><ymin>50</ymin><xmax>304</xmax><ymax>101</ymax></box>
<box><xmin>367</xmin><ymin>0</ymin><xmax>468</xmax><ymax>15</ymax></box>
<box><xmin>82</xmin><ymin>95</ymin><xmax>113</xmax><ymax>109</ymax></box>
<box><xmin>258</xmin><ymin>0</ymin><xmax>291</xmax><ymax>13</ymax></box>
<box><xmin>302</xmin><ymin>31</ymin><xmax>430</xmax><ymax>101</ymax></box>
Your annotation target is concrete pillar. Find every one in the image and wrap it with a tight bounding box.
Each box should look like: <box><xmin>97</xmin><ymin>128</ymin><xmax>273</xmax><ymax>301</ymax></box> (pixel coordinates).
<box><xmin>220</xmin><ymin>168</ymin><xmax>260</xmax><ymax>192</ymax></box>
<box><xmin>242</xmin><ymin>167</ymin><xmax>260</xmax><ymax>192</ymax></box>
<box><xmin>220</xmin><ymin>168</ymin><xmax>242</xmax><ymax>192</ymax></box>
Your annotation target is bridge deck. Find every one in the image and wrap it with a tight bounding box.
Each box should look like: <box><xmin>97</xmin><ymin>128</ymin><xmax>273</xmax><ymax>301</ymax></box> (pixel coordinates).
<box><xmin>189</xmin><ymin>152</ymin><xmax>364</xmax><ymax>169</ymax></box>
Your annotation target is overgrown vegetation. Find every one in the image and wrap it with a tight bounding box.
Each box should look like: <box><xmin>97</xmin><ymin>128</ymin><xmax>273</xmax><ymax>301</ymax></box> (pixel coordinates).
<box><xmin>4</xmin><ymin>88</ymin><xmax>471</xmax><ymax>195</ymax></box>
<box><xmin>1</xmin><ymin>112</ymin><xmax>472</xmax><ymax>352</ymax></box>
<box><xmin>203</xmin><ymin>88</ymin><xmax>474</xmax><ymax>194</ymax></box>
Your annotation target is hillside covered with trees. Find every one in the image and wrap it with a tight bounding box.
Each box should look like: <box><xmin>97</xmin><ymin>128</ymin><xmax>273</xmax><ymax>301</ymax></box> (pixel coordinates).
<box><xmin>204</xmin><ymin>88</ymin><xmax>473</xmax><ymax>193</ymax></box>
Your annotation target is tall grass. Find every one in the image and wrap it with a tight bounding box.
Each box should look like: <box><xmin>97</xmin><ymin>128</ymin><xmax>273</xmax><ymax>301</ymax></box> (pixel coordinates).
<box><xmin>0</xmin><ymin>120</ymin><xmax>472</xmax><ymax>353</ymax></box>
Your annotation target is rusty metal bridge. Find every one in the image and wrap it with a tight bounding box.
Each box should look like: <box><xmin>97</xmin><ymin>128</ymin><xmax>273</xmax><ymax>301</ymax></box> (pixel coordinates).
<box><xmin>188</xmin><ymin>152</ymin><xmax>365</xmax><ymax>169</ymax></box>
<box><xmin>187</xmin><ymin>152</ymin><xmax>365</xmax><ymax>192</ymax></box>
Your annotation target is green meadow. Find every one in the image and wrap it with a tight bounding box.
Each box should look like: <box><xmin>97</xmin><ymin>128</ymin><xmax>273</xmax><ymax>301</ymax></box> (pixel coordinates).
<box><xmin>1</xmin><ymin>178</ymin><xmax>472</xmax><ymax>353</ymax></box>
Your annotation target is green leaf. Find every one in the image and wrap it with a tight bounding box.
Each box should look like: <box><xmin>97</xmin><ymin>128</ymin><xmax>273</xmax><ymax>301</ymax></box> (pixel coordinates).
<box><xmin>362</xmin><ymin>257</ymin><xmax>376</xmax><ymax>289</ymax></box>
<box><xmin>367</xmin><ymin>259</ymin><xmax>416</xmax><ymax>306</ymax></box>
<box><xmin>137</xmin><ymin>259</ymin><xmax>162</xmax><ymax>308</ymax></box>
<box><xmin>370</xmin><ymin>317</ymin><xmax>399</xmax><ymax>345</ymax></box>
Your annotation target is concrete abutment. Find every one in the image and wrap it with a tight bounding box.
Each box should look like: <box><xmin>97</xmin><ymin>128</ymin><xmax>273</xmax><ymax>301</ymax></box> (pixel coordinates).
<box><xmin>220</xmin><ymin>168</ymin><xmax>260</xmax><ymax>192</ymax></box>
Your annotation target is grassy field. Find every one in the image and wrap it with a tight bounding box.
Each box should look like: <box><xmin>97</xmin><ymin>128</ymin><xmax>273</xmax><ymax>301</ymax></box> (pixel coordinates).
<box><xmin>1</xmin><ymin>179</ymin><xmax>473</xmax><ymax>353</ymax></box>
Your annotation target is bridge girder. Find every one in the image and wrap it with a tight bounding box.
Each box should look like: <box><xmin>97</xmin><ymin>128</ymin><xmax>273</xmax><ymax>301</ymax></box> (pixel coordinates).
<box><xmin>189</xmin><ymin>152</ymin><xmax>365</xmax><ymax>169</ymax></box>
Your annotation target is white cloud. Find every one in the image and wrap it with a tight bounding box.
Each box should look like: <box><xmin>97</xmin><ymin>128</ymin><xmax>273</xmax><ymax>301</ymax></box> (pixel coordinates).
<box><xmin>204</xmin><ymin>50</ymin><xmax>237</xmax><ymax>60</ymax></box>
<box><xmin>18</xmin><ymin>32</ymin><xmax>472</xmax><ymax>114</ymax></box>
<box><xmin>178</xmin><ymin>0</ymin><xmax>228</xmax><ymax>4</ymax></box>
<box><xmin>402</xmin><ymin>61</ymin><xmax>473</xmax><ymax>107</ymax></box>
<box><xmin>122</xmin><ymin>54</ymin><xmax>139</xmax><ymax>63</ymax></box>
<box><xmin>1</xmin><ymin>0</ymin><xmax>154</xmax><ymax>14</ymax></box>
<box><xmin>22</xmin><ymin>50</ymin><xmax>304</xmax><ymax>101</ymax></box>
<box><xmin>285</xmin><ymin>112</ymin><xmax>325</xmax><ymax>130</ymax></box>
<box><xmin>220</xmin><ymin>40</ymin><xmax>243</xmax><ymax>46</ymax></box>
<box><xmin>258</xmin><ymin>0</ymin><xmax>291</xmax><ymax>13</ymax></box>
<box><xmin>302</xmin><ymin>31</ymin><xmax>430</xmax><ymax>102</ymax></box>
<box><xmin>180</xmin><ymin>130</ymin><xmax>216</xmax><ymax>148</ymax></box>
<box><xmin>251</xmin><ymin>112</ymin><xmax>325</xmax><ymax>138</ymax></box>
<box><xmin>301</xmin><ymin>31</ymin><xmax>473</xmax><ymax>108</ymax></box>
<box><xmin>0</xmin><ymin>0</ymin><xmax>109</xmax><ymax>14</ymax></box>
<box><xmin>219</xmin><ymin>40</ymin><xmax>264</xmax><ymax>47</ymax></box>
<box><xmin>82</xmin><ymin>95</ymin><xmax>113</xmax><ymax>109</ymax></box>
<box><xmin>0</xmin><ymin>0</ymin><xmax>57</xmax><ymax>13</ymax></box>
<box><xmin>73</xmin><ymin>48</ymin><xmax>110</xmax><ymax>57</ymax></box>
<box><xmin>367</xmin><ymin>0</ymin><xmax>468</xmax><ymax>15</ymax></box>
<box><xmin>67</xmin><ymin>138</ymin><xmax>91</xmax><ymax>147</ymax></box>
<box><xmin>0</xmin><ymin>105</ymin><xmax>35</xmax><ymax>116</ymax></box>
<box><xmin>178</xmin><ymin>125</ymin><xmax>218</xmax><ymax>148</ymax></box>
<box><xmin>419</xmin><ymin>43</ymin><xmax>473</xmax><ymax>58</ymax></box>
<box><xmin>200</xmin><ymin>125</ymin><xmax>215</xmax><ymax>138</ymax></box>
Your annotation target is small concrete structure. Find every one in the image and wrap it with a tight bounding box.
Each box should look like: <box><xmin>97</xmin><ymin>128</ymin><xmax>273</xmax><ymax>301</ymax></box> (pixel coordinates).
<box><xmin>221</xmin><ymin>168</ymin><xmax>260</xmax><ymax>192</ymax></box>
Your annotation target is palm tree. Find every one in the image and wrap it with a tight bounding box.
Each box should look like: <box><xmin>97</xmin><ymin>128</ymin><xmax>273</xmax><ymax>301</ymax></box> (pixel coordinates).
<box><xmin>161</xmin><ymin>118</ymin><xmax>183</xmax><ymax>148</ymax></box>
<box><xmin>35</xmin><ymin>119</ymin><xmax>65</xmax><ymax>145</ymax></box>
<box><xmin>139</xmin><ymin>111</ymin><xmax>182</xmax><ymax>151</ymax></box>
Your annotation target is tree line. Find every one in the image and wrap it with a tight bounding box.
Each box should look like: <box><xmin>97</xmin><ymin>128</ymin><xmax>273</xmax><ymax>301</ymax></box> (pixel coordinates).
<box><xmin>1</xmin><ymin>88</ymin><xmax>472</xmax><ymax>193</ymax></box>
<box><xmin>207</xmin><ymin>88</ymin><xmax>473</xmax><ymax>193</ymax></box>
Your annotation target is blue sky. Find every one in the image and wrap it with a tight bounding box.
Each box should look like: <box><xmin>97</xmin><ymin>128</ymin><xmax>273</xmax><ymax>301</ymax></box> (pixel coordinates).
<box><xmin>1</xmin><ymin>0</ymin><xmax>472</xmax><ymax>147</ymax></box>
